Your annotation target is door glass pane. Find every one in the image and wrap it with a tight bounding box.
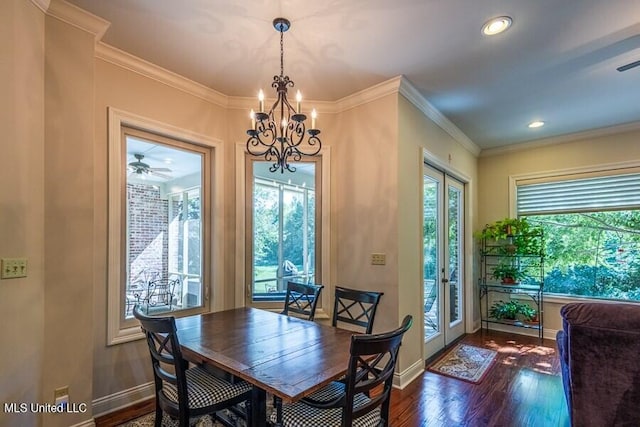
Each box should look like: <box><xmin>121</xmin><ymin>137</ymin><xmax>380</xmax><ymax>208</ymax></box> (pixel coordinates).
<box><xmin>125</xmin><ymin>136</ymin><xmax>203</xmax><ymax>318</ymax></box>
<box><xmin>448</xmin><ymin>185</ymin><xmax>462</xmax><ymax>323</ymax></box>
<box><xmin>252</xmin><ymin>162</ymin><xmax>316</xmax><ymax>302</ymax></box>
<box><xmin>424</xmin><ymin>175</ymin><xmax>440</xmax><ymax>340</ymax></box>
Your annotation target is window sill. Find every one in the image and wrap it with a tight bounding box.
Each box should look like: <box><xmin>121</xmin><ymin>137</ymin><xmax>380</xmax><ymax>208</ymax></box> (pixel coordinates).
<box><xmin>512</xmin><ymin>292</ymin><xmax>640</xmax><ymax>306</ymax></box>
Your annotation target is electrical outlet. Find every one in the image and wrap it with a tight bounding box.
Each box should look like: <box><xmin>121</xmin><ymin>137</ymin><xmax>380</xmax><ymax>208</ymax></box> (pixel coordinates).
<box><xmin>371</xmin><ymin>253</ymin><xmax>386</xmax><ymax>265</ymax></box>
<box><xmin>1</xmin><ymin>258</ymin><xmax>28</xmax><ymax>279</ymax></box>
<box><xmin>54</xmin><ymin>386</ymin><xmax>69</xmax><ymax>409</ymax></box>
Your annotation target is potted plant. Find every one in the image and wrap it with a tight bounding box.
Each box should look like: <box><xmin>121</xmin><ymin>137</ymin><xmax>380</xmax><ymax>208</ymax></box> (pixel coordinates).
<box><xmin>489</xmin><ymin>300</ymin><xmax>520</xmax><ymax>321</ymax></box>
<box><xmin>475</xmin><ymin>217</ymin><xmax>526</xmax><ymax>241</ymax></box>
<box><xmin>519</xmin><ymin>304</ymin><xmax>538</xmax><ymax>323</ymax></box>
<box><xmin>489</xmin><ymin>300</ymin><xmax>537</xmax><ymax>322</ymax></box>
<box><xmin>475</xmin><ymin>217</ymin><xmax>543</xmax><ymax>256</ymax></box>
<box><xmin>491</xmin><ymin>263</ymin><xmax>525</xmax><ymax>284</ymax></box>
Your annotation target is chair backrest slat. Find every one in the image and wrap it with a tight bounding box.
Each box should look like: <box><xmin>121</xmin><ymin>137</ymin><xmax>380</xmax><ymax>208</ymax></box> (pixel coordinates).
<box><xmin>282</xmin><ymin>281</ymin><xmax>324</xmax><ymax>321</ymax></box>
<box><xmin>332</xmin><ymin>286</ymin><xmax>384</xmax><ymax>334</ymax></box>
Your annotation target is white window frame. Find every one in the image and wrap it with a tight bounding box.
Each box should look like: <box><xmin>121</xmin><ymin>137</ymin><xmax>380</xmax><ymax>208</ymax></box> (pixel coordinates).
<box><xmin>235</xmin><ymin>143</ymin><xmax>332</xmax><ymax>317</ymax></box>
<box><xmin>107</xmin><ymin>107</ymin><xmax>225</xmax><ymax>345</ymax></box>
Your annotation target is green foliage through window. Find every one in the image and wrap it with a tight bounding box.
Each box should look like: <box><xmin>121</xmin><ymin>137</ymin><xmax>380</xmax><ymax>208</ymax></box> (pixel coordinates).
<box><xmin>252</xmin><ymin>167</ymin><xmax>316</xmax><ymax>298</ymax></box>
<box><xmin>525</xmin><ymin>211</ymin><xmax>640</xmax><ymax>301</ymax></box>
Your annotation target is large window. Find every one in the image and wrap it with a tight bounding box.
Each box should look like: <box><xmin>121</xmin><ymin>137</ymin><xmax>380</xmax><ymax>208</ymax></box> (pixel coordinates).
<box><xmin>123</xmin><ymin>129</ymin><xmax>208</xmax><ymax>318</ymax></box>
<box><xmin>516</xmin><ymin>171</ymin><xmax>640</xmax><ymax>301</ymax></box>
<box><xmin>107</xmin><ymin>108</ymin><xmax>221</xmax><ymax>345</ymax></box>
<box><xmin>246</xmin><ymin>160</ymin><xmax>320</xmax><ymax>306</ymax></box>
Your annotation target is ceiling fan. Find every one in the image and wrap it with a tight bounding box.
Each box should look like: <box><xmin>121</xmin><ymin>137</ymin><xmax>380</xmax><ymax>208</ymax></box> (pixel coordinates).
<box><xmin>128</xmin><ymin>153</ymin><xmax>172</xmax><ymax>179</ymax></box>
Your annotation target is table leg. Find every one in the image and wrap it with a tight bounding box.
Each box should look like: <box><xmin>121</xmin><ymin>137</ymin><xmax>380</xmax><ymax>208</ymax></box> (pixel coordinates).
<box><xmin>251</xmin><ymin>386</ymin><xmax>267</xmax><ymax>427</ymax></box>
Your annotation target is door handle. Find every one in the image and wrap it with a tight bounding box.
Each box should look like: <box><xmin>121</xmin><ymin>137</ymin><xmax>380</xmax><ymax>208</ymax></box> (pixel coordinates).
<box><xmin>441</xmin><ymin>278</ymin><xmax>449</xmax><ymax>283</ymax></box>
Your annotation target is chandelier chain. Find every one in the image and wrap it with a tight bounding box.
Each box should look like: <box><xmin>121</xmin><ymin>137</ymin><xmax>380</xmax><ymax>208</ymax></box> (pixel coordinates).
<box><xmin>280</xmin><ymin>27</ymin><xmax>284</xmax><ymax>78</ymax></box>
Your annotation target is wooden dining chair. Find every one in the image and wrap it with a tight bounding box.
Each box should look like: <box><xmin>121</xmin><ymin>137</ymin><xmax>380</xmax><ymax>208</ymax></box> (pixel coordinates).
<box><xmin>332</xmin><ymin>286</ymin><xmax>384</xmax><ymax>333</ymax></box>
<box><xmin>281</xmin><ymin>281</ymin><xmax>324</xmax><ymax>321</ymax></box>
<box><xmin>271</xmin><ymin>315</ymin><xmax>413</xmax><ymax>427</ymax></box>
<box><xmin>133</xmin><ymin>305</ymin><xmax>253</xmax><ymax>427</ymax></box>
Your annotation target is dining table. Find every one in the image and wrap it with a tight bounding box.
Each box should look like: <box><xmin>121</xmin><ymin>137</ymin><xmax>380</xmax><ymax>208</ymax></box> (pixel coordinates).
<box><xmin>174</xmin><ymin>306</ymin><xmax>356</xmax><ymax>427</ymax></box>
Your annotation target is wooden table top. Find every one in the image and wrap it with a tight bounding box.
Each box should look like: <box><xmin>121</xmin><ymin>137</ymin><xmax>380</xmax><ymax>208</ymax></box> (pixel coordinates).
<box><xmin>175</xmin><ymin>307</ymin><xmax>355</xmax><ymax>402</ymax></box>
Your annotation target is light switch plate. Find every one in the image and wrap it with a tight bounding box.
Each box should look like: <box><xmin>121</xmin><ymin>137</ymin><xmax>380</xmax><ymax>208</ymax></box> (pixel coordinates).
<box><xmin>371</xmin><ymin>253</ymin><xmax>386</xmax><ymax>265</ymax></box>
<box><xmin>1</xmin><ymin>258</ymin><xmax>28</xmax><ymax>279</ymax></box>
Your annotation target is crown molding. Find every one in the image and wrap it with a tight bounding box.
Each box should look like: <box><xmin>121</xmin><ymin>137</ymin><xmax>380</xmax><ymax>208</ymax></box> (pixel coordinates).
<box><xmin>95</xmin><ymin>43</ymin><xmax>229</xmax><ymax>107</ymax></box>
<box><xmin>92</xmin><ymin>41</ymin><xmax>477</xmax><ymax>152</ymax></box>
<box><xmin>480</xmin><ymin>121</ymin><xmax>640</xmax><ymax>157</ymax></box>
<box><xmin>333</xmin><ymin>76</ymin><xmax>403</xmax><ymax>113</ymax></box>
<box><xmin>398</xmin><ymin>77</ymin><xmax>481</xmax><ymax>157</ymax></box>
<box><xmin>30</xmin><ymin>0</ymin><xmax>50</xmax><ymax>13</ymax></box>
<box><xmin>44</xmin><ymin>0</ymin><xmax>110</xmax><ymax>41</ymax></box>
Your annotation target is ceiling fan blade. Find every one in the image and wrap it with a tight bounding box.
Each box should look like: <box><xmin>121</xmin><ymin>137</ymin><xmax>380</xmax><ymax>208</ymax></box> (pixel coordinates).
<box><xmin>149</xmin><ymin>167</ymin><xmax>172</xmax><ymax>172</ymax></box>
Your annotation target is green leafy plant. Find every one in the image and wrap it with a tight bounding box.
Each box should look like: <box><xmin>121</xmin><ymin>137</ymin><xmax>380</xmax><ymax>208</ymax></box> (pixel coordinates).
<box><xmin>521</xmin><ymin>306</ymin><xmax>538</xmax><ymax>323</ymax></box>
<box><xmin>489</xmin><ymin>300</ymin><xmax>537</xmax><ymax>321</ymax></box>
<box><xmin>475</xmin><ymin>217</ymin><xmax>543</xmax><ymax>255</ymax></box>
<box><xmin>491</xmin><ymin>263</ymin><xmax>526</xmax><ymax>284</ymax></box>
<box><xmin>475</xmin><ymin>217</ymin><xmax>527</xmax><ymax>241</ymax></box>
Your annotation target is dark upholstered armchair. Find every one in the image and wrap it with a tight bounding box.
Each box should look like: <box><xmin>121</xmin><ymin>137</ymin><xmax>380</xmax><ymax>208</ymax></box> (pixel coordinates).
<box><xmin>557</xmin><ymin>302</ymin><xmax>640</xmax><ymax>426</ymax></box>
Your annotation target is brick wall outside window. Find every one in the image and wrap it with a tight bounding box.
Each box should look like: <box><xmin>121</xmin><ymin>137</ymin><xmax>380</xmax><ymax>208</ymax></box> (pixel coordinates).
<box><xmin>127</xmin><ymin>183</ymin><xmax>169</xmax><ymax>284</ymax></box>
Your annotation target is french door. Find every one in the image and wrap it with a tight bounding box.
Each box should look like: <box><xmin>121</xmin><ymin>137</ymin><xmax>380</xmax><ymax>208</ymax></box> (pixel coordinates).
<box><xmin>423</xmin><ymin>163</ymin><xmax>466</xmax><ymax>359</ymax></box>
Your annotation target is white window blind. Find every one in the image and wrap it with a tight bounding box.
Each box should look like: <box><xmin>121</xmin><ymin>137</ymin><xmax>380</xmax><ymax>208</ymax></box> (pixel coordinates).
<box><xmin>517</xmin><ymin>173</ymin><xmax>640</xmax><ymax>215</ymax></box>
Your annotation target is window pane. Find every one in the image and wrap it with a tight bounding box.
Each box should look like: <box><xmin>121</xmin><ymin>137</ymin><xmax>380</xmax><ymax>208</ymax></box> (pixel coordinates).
<box><xmin>448</xmin><ymin>185</ymin><xmax>462</xmax><ymax>323</ymax></box>
<box><xmin>253</xmin><ymin>183</ymin><xmax>279</xmax><ymax>295</ymax></box>
<box><xmin>525</xmin><ymin>211</ymin><xmax>640</xmax><ymax>301</ymax></box>
<box><xmin>125</xmin><ymin>136</ymin><xmax>204</xmax><ymax>317</ymax></box>
<box><xmin>423</xmin><ymin>175</ymin><xmax>439</xmax><ymax>339</ymax></box>
<box><xmin>251</xmin><ymin>162</ymin><xmax>316</xmax><ymax>303</ymax></box>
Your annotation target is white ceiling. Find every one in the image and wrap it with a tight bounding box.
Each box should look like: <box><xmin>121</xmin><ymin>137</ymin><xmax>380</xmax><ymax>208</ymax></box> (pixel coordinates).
<box><xmin>127</xmin><ymin>137</ymin><xmax>202</xmax><ymax>182</ymax></box>
<box><xmin>67</xmin><ymin>0</ymin><xmax>640</xmax><ymax>149</ymax></box>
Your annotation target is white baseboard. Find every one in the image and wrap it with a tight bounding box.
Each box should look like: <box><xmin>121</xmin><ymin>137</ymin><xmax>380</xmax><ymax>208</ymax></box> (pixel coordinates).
<box><xmin>393</xmin><ymin>358</ymin><xmax>425</xmax><ymax>389</ymax></box>
<box><xmin>92</xmin><ymin>382</ymin><xmax>154</xmax><ymax>418</ymax></box>
<box><xmin>483</xmin><ymin>323</ymin><xmax>559</xmax><ymax>341</ymax></box>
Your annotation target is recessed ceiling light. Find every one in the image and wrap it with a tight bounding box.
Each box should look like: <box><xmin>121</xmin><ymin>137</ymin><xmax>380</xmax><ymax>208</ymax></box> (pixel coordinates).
<box><xmin>528</xmin><ymin>121</ymin><xmax>545</xmax><ymax>128</ymax></box>
<box><xmin>482</xmin><ymin>16</ymin><xmax>513</xmax><ymax>36</ymax></box>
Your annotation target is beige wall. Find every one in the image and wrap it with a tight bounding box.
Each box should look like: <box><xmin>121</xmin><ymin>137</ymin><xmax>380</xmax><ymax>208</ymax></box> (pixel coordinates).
<box><xmin>397</xmin><ymin>95</ymin><xmax>479</xmax><ymax>369</ymax></box>
<box><xmin>333</xmin><ymin>94</ymin><xmax>399</xmax><ymax>335</ymax></box>
<box><xmin>0</xmin><ymin>1</ymin><xmax>45</xmax><ymax>426</ymax></box>
<box><xmin>478</xmin><ymin>129</ymin><xmax>640</xmax><ymax>332</ymax></box>
<box><xmin>41</xmin><ymin>11</ymin><xmax>97</xmax><ymax>427</ymax></box>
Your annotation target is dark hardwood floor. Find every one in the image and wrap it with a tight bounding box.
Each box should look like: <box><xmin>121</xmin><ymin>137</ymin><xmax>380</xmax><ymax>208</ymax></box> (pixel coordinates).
<box><xmin>390</xmin><ymin>329</ymin><xmax>569</xmax><ymax>427</ymax></box>
<box><xmin>96</xmin><ymin>329</ymin><xmax>569</xmax><ymax>427</ymax></box>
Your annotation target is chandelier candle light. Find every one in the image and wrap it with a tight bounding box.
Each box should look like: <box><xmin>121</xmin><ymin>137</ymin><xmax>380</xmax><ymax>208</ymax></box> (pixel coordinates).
<box><xmin>246</xmin><ymin>18</ymin><xmax>322</xmax><ymax>173</ymax></box>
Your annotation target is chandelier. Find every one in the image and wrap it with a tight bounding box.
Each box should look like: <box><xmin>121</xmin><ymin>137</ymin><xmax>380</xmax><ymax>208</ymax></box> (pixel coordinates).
<box><xmin>246</xmin><ymin>18</ymin><xmax>322</xmax><ymax>173</ymax></box>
